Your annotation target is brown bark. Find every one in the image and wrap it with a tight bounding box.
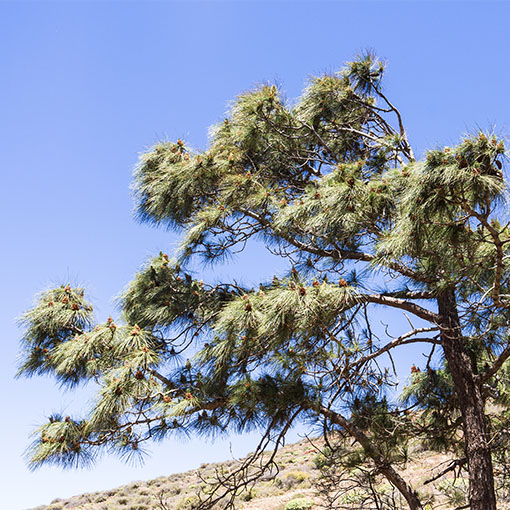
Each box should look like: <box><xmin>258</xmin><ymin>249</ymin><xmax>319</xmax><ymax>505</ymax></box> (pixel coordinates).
<box><xmin>320</xmin><ymin>406</ymin><xmax>423</xmax><ymax>510</ymax></box>
<box><xmin>437</xmin><ymin>289</ymin><xmax>497</xmax><ymax>510</ymax></box>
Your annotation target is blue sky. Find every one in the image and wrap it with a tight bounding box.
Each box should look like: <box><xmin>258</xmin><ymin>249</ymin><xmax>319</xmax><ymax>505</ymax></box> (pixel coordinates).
<box><xmin>2</xmin><ymin>2</ymin><xmax>510</xmax><ymax>509</ymax></box>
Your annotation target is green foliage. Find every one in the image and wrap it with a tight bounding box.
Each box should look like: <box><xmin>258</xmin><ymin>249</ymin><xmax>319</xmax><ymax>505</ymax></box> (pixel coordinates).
<box><xmin>176</xmin><ymin>495</ymin><xmax>200</xmax><ymax>510</ymax></box>
<box><xmin>18</xmin><ymin>285</ymin><xmax>93</xmax><ymax>382</ymax></box>
<box><xmin>285</xmin><ymin>497</ymin><xmax>314</xmax><ymax>510</ymax></box>
<box><xmin>240</xmin><ymin>489</ymin><xmax>256</xmax><ymax>501</ymax></box>
<box><xmin>437</xmin><ymin>478</ymin><xmax>467</xmax><ymax>507</ymax></box>
<box><xmin>401</xmin><ymin>367</ymin><xmax>461</xmax><ymax>452</ymax></box>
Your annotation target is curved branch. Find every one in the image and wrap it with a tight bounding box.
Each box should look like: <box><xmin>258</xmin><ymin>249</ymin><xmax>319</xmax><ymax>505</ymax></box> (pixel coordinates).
<box><xmin>349</xmin><ymin>327</ymin><xmax>440</xmax><ymax>370</ymax></box>
<box><xmin>360</xmin><ymin>293</ymin><xmax>440</xmax><ymax>323</ymax></box>
<box><xmin>479</xmin><ymin>343</ymin><xmax>510</xmax><ymax>384</ymax></box>
<box><xmin>317</xmin><ymin>406</ymin><xmax>423</xmax><ymax>510</ymax></box>
<box><xmin>239</xmin><ymin>207</ymin><xmax>437</xmax><ymax>284</ymax></box>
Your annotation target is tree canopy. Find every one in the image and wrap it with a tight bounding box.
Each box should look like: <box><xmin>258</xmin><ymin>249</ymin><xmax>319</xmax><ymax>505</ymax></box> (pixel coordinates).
<box><xmin>19</xmin><ymin>53</ymin><xmax>510</xmax><ymax>510</ymax></box>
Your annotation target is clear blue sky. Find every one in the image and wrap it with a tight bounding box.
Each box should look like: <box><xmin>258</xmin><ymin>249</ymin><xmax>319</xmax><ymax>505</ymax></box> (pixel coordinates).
<box><xmin>2</xmin><ymin>2</ymin><xmax>510</xmax><ymax>509</ymax></box>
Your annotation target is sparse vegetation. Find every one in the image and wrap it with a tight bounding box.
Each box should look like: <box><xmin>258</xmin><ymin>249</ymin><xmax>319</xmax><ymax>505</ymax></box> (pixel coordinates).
<box><xmin>27</xmin><ymin>437</ymin><xmax>510</xmax><ymax>510</ymax></box>
<box><xmin>285</xmin><ymin>497</ymin><xmax>315</xmax><ymax>510</ymax></box>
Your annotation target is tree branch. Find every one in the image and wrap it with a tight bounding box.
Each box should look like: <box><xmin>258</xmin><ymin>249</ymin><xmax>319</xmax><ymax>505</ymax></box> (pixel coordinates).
<box><xmin>424</xmin><ymin>458</ymin><xmax>467</xmax><ymax>485</ymax></box>
<box><xmin>479</xmin><ymin>343</ymin><xmax>510</xmax><ymax>384</ymax></box>
<box><xmin>349</xmin><ymin>327</ymin><xmax>440</xmax><ymax>370</ymax></box>
<box><xmin>317</xmin><ymin>406</ymin><xmax>423</xmax><ymax>510</ymax></box>
<box><xmin>359</xmin><ymin>293</ymin><xmax>440</xmax><ymax>323</ymax></box>
<box><xmin>239</xmin><ymin>207</ymin><xmax>437</xmax><ymax>284</ymax></box>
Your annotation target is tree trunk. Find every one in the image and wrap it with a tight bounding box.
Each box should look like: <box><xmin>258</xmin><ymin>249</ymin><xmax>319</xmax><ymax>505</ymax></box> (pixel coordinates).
<box><xmin>437</xmin><ymin>289</ymin><xmax>497</xmax><ymax>510</ymax></box>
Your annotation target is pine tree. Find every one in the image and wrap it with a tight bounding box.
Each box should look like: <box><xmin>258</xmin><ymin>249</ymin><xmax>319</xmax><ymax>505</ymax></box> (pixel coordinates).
<box><xmin>19</xmin><ymin>53</ymin><xmax>510</xmax><ymax>510</ymax></box>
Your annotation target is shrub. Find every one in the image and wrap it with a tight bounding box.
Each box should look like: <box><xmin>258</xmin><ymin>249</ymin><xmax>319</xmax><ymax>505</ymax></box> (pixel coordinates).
<box><xmin>281</xmin><ymin>470</ymin><xmax>311</xmax><ymax>489</ymax></box>
<box><xmin>339</xmin><ymin>490</ymin><xmax>364</xmax><ymax>505</ymax></box>
<box><xmin>438</xmin><ymin>478</ymin><xmax>466</xmax><ymax>506</ymax></box>
<box><xmin>273</xmin><ymin>477</ymin><xmax>283</xmax><ymax>488</ymax></box>
<box><xmin>241</xmin><ymin>490</ymin><xmax>256</xmax><ymax>501</ymax></box>
<box><xmin>285</xmin><ymin>497</ymin><xmax>314</xmax><ymax>510</ymax></box>
<box><xmin>285</xmin><ymin>470</ymin><xmax>310</xmax><ymax>483</ymax></box>
<box><xmin>177</xmin><ymin>495</ymin><xmax>200</xmax><ymax>510</ymax></box>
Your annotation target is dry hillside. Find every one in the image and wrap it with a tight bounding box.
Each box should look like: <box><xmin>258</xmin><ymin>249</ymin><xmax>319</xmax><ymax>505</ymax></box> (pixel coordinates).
<box><xmin>28</xmin><ymin>437</ymin><xmax>506</xmax><ymax>510</ymax></box>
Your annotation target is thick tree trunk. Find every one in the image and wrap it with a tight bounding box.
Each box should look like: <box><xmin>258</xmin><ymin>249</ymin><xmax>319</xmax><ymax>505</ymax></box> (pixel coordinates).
<box><xmin>437</xmin><ymin>289</ymin><xmax>497</xmax><ymax>510</ymax></box>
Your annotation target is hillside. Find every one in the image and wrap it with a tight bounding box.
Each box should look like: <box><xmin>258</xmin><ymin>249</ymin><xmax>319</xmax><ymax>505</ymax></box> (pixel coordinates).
<box><xmin>28</xmin><ymin>436</ymin><xmax>497</xmax><ymax>510</ymax></box>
